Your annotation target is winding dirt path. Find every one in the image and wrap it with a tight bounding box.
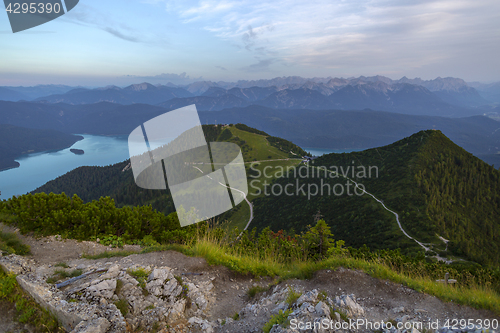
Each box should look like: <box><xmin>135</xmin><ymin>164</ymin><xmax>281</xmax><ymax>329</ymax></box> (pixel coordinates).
<box><xmin>310</xmin><ymin>165</ymin><xmax>432</xmax><ymax>253</ymax></box>
<box><xmin>192</xmin><ymin>166</ymin><xmax>253</xmax><ymax>232</ymax></box>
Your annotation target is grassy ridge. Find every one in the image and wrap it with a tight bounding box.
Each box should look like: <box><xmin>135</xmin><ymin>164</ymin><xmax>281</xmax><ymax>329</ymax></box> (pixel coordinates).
<box><xmin>1</xmin><ymin>208</ymin><xmax>499</xmax><ymax>316</ymax></box>
<box><xmin>141</xmin><ymin>234</ymin><xmax>500</xmax><ymax>316</ymax></box>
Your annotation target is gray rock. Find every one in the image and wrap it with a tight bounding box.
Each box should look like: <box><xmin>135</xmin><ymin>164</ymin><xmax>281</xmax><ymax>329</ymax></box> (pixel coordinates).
<box><xmin>168</xmin><ymin>298</ymin><xmax>186</xmax><ymax>321</ymax></box>
<box><xmin>99</xmin><ymin>265</ymin><xmax>120</xmax><ymax>280</ymax></box>
<box><xmin>392</xmin><ymin>306</ymin><xmax>405</xmax><ymax>314</ymax></box>
<box><xmin>71</xmin><ymin>318</ymin><xmax>110</xmax><ymax>333</ymax></box>
<box><xmin>16</xmin><ymin>275</ymin><xmax>84</xmax><ymax>331</ymax></box>
<box><xmin>272</xmin><ymin>301</ymin><xmax>288</xmax><ymax>314</ymax></box>
<box><xmin>188</xmin><ymin>316</ymin><xmax>214</xmax><ymax>333</ymax></box>
<box><xmin>315</xmin><ymin>301</ymin><xmax>330</xmax><ymax>317</ymax></box>
<box><xmin>147</xmin><ymin>267</ymin><xmax>173</xmax><ymax>283</ymax></box>
<box><xmin>87</xmin><ymin>279</ymin><xmax>117</xmax><ymax>299</ymax></box>
<box><xmin>340</xmin><ymin>294</ymin><xmax>364</xmax><ymax>317</ymax></box>
<box><xmin>296</xmin><ymin>289</ymin><xmax>318</xmax><ymax>306</ymax></box>
<box><xmin>299</xmin><ymin>302</ymin><xmax>314</xmax><ymax>313</ymax></box>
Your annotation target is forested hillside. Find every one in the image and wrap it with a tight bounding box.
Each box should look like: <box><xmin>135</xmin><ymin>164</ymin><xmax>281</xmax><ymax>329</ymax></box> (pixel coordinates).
<box><xmin>252</xmin><ymin>130</ymin><xmax>500</xmax><ymax>266</ymax></box>
<box><xmin>0</xmin><ymin>124</ymin><xmax>82</xmax><ymax>171</ymax></box>
<box><xmin>30</xmin><ymin>126</ymin><xmax>500</xmax><ymax>266</ymax></box>
<box><xmin>30</xmin><ymin>124</ymin><xmax>237</xmax><ymax>215</ymax></box>
<box><xmin>32</xmin><ymin>124</ymin><xmax>306</xmax><ymax>219</ymax></box>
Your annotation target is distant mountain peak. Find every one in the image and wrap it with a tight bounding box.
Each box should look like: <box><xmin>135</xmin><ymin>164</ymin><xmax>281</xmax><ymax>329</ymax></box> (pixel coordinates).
<box><xmin>96</xmin><ymin>85</ymin><xmax>121</xmax><ymax>91</ymax></box>
<box><xmin>125</xmin><ymin>82</ymin><xmax>155</xmax><ymax>91</ymax></box>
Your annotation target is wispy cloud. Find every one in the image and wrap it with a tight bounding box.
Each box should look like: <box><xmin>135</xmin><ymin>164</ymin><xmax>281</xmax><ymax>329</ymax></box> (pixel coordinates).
<box><xmin>215</xmin><ymin>66</ymin><xmax>227</xmax><ymax>70</ymax></box>
<box><xmin>241</xmin><ymin>58</ymin><xmax>276</xmax><ymax>72</ymax></box>
<box><xmin>153</xmin><ymin>0</ymin><xmax>500</xmax><ymax>76</ymax></box>
<box><xmin>63</xmin><ymin>4</ymin><xmax>144</xmax><ymax>43</ymax></box>
<box><xmin>103</xmin><ymin>27</ymin><xmax>141</xmax><ymax>43</ymax></box>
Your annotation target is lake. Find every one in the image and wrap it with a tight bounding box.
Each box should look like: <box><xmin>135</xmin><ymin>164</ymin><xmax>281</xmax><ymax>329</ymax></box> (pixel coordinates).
<box><xmin>0</xmin><ymin>135</ymin><xmax>131</xmax><ymax>200</ymax></box>
<box><xmin>0</xmin><ymin>137</ymin><xmax>363</xmax><ymax>200</ymax></box>
<box><xmin>304</xmin><ymin>147</ymin><xmax>364</xmax><ymax>157</ymax></box>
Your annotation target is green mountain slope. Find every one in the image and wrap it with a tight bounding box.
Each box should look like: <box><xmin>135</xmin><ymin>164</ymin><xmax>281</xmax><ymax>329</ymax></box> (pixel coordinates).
<box><xmin>31</xmin><ymin>126</ymin><xmax>500</xmax><ymax>266</ymax></box>
<box><xmin>251</xmin><ymin>130</ymin><xmax>500</xmax><ymax>266</ymax></box>
<box><xmin>32</xmin><ymin>125</ymin><xmax>307</xmax><ymax>229</ymax></box>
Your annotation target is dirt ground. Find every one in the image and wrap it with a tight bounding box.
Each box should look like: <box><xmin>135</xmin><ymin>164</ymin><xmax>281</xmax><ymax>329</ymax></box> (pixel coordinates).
<box><xmin>1</xmin><ymin>223</ymin><xmax>499</xmax><ymax>332</ymax></box>
<box><xmin>0</xmin><ymin>301</ymin><xmax>32</xmax><ymax>333</ymax></box>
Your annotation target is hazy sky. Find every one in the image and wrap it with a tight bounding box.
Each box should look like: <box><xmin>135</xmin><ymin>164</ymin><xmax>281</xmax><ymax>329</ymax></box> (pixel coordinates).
<box><xmin>1</xmin><ymin>0</ymin><xmax>499</xmax><ymax>86</ymax></box>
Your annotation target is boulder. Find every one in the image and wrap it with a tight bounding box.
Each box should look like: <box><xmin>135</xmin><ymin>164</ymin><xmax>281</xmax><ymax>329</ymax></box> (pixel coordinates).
<box><xmin>87</xmin><ymin>279</ymin><xmax>117</xmax><ymax>299</ymax></box>
<box><xmin>296</xmin><ymin>289</ymin><xmax>318</xmax><ymax>306</ymax></box>
<box><xmin>315</xmin><ymin>301</ymin><xmax>330</xmax><ymax>317</ymax></box>
<box><xmin>71</xmin><ymin>318</ymin><xmax>110</xmax><ymax>333</ymax></box>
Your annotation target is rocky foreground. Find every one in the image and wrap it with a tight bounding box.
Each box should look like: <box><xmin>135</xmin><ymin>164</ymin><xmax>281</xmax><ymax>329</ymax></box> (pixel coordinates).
<box><xmin>0</xmin><ymin>248</ymin><xmax>498</xmax><ymax>333</ymax></box>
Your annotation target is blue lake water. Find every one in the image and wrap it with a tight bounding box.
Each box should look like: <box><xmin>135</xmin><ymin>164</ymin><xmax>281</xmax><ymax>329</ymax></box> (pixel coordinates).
<box><xmin>304</xmin><ymin>147</ymin><xmax>364</xmax><ymax>156</ymax></box>
<box><xmin>0</xmin><ymin>135</ymin><xmax>131</xmax><ymax>200</ymax></box>
<box><xmin>0</xmin><ymin>136</ymin><xmax>363</xmax><ymax>200</ymax></box>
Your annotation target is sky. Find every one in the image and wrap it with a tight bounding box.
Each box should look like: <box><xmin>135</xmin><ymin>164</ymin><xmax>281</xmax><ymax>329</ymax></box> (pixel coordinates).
<box><xmin>0</xmin><ymin>0</ymin><xmax>499</xmax><ymax>86</ymax></box>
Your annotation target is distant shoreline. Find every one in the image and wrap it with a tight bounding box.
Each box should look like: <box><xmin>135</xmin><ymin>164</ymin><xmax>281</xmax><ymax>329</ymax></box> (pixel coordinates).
<box><xmin>0</xmin><ymin>160</ymin><xmax>20</xmax><ymax>172</ymax></box>
<box><xmin>0</xmin><ymin>134</ymin><xmax>83</xmax><ymax>173</ymax></box>
<box><xmin>70</xmin><ymin>148</ymin><xmax>85</xmax><ymax>155</ymax></box>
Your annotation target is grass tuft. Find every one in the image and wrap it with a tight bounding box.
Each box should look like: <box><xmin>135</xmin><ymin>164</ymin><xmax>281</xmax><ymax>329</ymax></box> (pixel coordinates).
<box><xmin>115</xmin><ymin>279</ymin><xmax>124</xmax><ymax>295</ymax></box>
<box><xmin>0</xmin><ymin>230</ymin><xmax>30</xmax><ymax>256</ymax></box>
<box><xmin>262</xmin><ymin>309</ymin><xmax>292</xmax><ymax>333</ymax></box>
<box><xmin>127</xmin><ymin>267</ymin><xmax>150</xmax><ymax>295</ymax></box>
<box><xmin>285</xmin><ymin>286</ymin><xmax>301</xmax><ymax>306</ymax></box>
<box><xmin>247</xmin><ymin>285</ymin><xmax>269</xmax><ymax>298</ymax></box>
<box><xmin>54</xmin><ymin>262</ymin><xmax>69</xmax><ymax>268</ymax></box>
<box><xmin>0</xmin><ymin>268</ymin><xmax>63</xmax><ymax>332</ymax></box>
<box><xmin>46</xmin><ymin>269</ymin><xmax>82</xmax><ymax>284</ymax></box>
<box><xmin>114</xmin><ymin>298</ymin><xmax>128</xmax><ymax>317</ymax></box>
<box><xmin>81</xmin><ymin>250</ymin><xmax>139</xmax><ymax>260</ymax></box>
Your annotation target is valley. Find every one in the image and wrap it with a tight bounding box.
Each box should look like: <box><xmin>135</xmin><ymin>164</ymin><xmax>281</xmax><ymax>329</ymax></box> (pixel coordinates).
<box><xmin>23</xmin><ymin>125</ymin><xmax>500</xmax><ymax>268</ymax></box>
<box><xmin>1</xmin><ymin>76</ymin><xmax>500</xmax><ymax>332</ymax></box>
<box><xmin>2</xmin><ymin>0</ymin><xmax>499</xmax><ymax>329</ymax></box>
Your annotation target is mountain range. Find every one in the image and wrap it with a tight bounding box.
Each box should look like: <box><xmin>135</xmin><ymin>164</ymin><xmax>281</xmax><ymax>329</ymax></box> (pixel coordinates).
<box><xmin>32</xmin><ymin>81</ymin><xmax>483</xmax><ymax>117</ymax></box>
<box><xmin>468</xmin><ymin>81</ymin><xmax>500</xmax><ymax>104</ymax></box>
<box><xmin>34</xmin><ymin>83</ymin><xmax>193</xmax><ymax>105</ymax></box>
<box><xmin>1</xmin><ymin>76</ymin><xmax>498</xmax><ymax>118</ymax></box>
<box><xmin>1</xmin><ymin>101</ymin><xmax>499</xmax><ymax>167</ymax></box>
<box><xmin>0</xmin><ymin>84</ymin><xmax>77</xmax><ymax>101</ymax></box>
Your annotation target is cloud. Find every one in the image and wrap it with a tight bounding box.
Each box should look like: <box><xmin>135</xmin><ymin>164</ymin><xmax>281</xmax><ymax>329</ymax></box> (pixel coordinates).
<box><xmin>215</xmin><ymin>66</ymin><xmax>227</xmax><ymax>71</ymax></box>
<box><xmin>241</xmin><ymin>58</ymin><xmax>276</xmax><ymax>72</ymax></box>
<box><xmin>103</xmin><ymin>27</ymin><xmax>141</xmax><ymax>43</ymax></box>
<box><xmin>63</xmin><ymin>4</ymin><xmax>144</xmax><ymax>43</ymax></box>
<box><xmin>242</xmin><ymin>25</ymin><xmax>257</xmax><ymax>50</ymax></box>
<box><xmin>159</xmin><ymin>0</ymin><xmax>500</xmax><ymax>78</ymax></box>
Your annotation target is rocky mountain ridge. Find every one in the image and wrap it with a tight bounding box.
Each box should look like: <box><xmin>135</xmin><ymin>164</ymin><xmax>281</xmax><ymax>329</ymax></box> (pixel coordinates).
<box><xmin>0</xmin><ymin>228</ymin><xmax>497</xmax><ymax>333</ymax></box>
<box><xmin>2</xmin><ymin>76</ymin><xmax>493</xmax><ymax>110</ymax></box>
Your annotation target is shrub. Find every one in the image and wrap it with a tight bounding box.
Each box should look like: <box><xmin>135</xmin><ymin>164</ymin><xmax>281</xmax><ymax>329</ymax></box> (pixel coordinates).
<box><xmin>0</xmin><ymin>230</ymin><xmax>30</xmax><ymax>256</ymax></box>
<box><xmin>247</xmin><ymin>285</ymin><xmax>269</xmax><ymax>298</ymax></box>
<box><xmin>285</xmin><ymin>286</ymin><xmax>301</xmax><ymax>306</ymax></box>
<box><xmin>114</xmin><ymin>299</ymin><xmax>128</xmax><ymax>316</ymax></box>
<box><xmin>262</xmin><ymin>309</ymin><xmax>292</xmax><ymax>333</ymax></box>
